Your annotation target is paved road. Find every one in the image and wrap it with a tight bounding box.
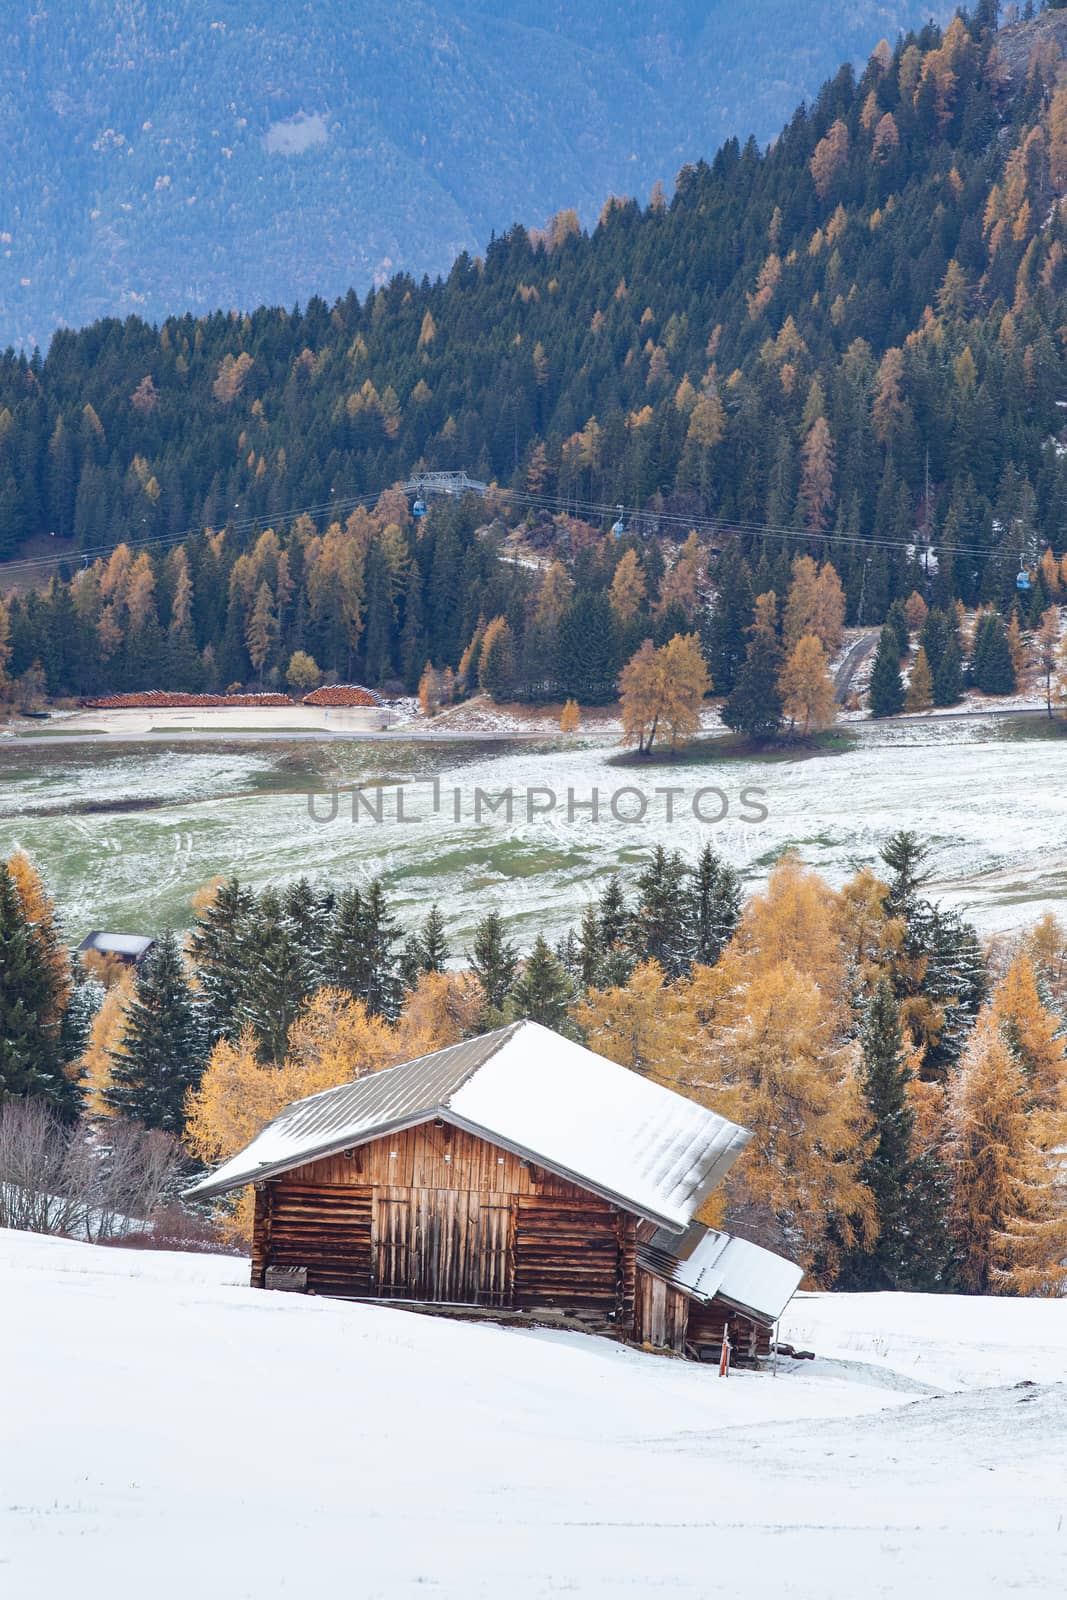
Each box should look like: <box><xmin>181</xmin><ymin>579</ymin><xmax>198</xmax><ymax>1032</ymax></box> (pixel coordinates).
<box><xmin>834</xmin><ymin>633</ymin><xmax>879</xmax><ymax>703</ymax></box>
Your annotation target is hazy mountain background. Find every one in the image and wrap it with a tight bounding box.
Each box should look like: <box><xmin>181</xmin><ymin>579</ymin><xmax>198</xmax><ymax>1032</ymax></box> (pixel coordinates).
<box><xmin>1</xmin><ymin>1</ymin><xmax>954</xmax><ymax>348</ymax></box>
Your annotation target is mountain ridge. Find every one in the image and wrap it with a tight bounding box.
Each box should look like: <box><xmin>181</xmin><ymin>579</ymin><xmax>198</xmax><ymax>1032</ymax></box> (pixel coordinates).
<box><xmin>1</xmin><ymin>1</ymin><xmax>953</xmax><ymax>348</ymax></box>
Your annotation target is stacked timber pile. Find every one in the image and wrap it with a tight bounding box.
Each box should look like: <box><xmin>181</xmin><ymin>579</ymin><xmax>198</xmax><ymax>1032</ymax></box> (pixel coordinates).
<box><xmin>81</xmin><ymin>691</ymin><xmax>295</xmax><ymax>708</ymax></box>
<box><xmin>302</xmin><ymin>684</ymin><xmax>384</xmax><ymax>707</ymax></box>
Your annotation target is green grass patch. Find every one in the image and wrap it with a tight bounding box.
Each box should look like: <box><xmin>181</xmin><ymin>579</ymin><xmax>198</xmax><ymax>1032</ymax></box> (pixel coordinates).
<box><xmin>606</xmin><ymin>727</ymin><xmax>855</xmax><ymax>768</ymax></box>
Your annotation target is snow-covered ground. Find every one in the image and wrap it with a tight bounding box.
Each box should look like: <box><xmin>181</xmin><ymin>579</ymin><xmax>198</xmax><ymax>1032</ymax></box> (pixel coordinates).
<box><xmin>4</xmin><ymin>1229</ymin><xmax>1065</xmax><ymax>1598</ymax></box>
<box><xmin>0</xmin><ymin>714</ymin><xmax>1065</xmax><ymax>945</ymax></box>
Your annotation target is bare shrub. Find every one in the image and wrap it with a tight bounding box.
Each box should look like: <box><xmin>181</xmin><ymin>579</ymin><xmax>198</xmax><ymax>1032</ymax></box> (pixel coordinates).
<box><xmin>0</xmin><ymin>1100</ymin><xmax>184</xmax><ymax>1241</ymax></box>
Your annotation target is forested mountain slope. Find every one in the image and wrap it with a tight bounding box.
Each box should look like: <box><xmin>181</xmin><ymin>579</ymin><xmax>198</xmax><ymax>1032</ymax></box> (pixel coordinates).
<box><xmin>0</xmin><ymin>0</ymin><xmax>952</xmax><ymax>347</ymax></box>
<box><xmin>5</xmin><ymin>9</ymin><xmax>1067</xmax><ymax>700</ymax></box>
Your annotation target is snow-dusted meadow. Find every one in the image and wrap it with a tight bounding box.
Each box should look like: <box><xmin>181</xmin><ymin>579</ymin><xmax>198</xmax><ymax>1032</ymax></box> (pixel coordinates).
<box><xmin>4</xmin><ymin>1229</ymin><xmax>1065</xmax><ymax>1598</ymax></box>
<box><xmin>0</xmin><ymin>715</ymin><xmax>1065</xmax><ymax>945</ymax></box>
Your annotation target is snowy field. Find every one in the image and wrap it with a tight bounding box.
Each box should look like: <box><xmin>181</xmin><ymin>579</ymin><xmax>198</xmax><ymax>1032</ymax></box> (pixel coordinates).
<box><xmin>0</xmin><ymin>715</ymin><xmax>1065</xmax><ymax>945</ymax></box>
<box><xmin>4</xmin><ymin>1229</ymin><xmax>1065</xmax><ymax>1599</ymax></box>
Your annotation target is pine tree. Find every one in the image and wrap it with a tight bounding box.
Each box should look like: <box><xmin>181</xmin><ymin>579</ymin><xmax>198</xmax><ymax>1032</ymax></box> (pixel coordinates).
<box><xmin>970</xmin><ymin>611</ymin><xmax>1016</xmax><ymax>694</ymax></box>
<box><xmin>933</xmin><ymin>634</ymin><xmax>964</xmax><ymax>706</ymax></box>
<box><xmin>401</xmin><ymin>904</ymin><xmax>450</xmax><ymax>988</ymax></box>
<box><xmin>188</xmin><ymin>877</ymin><xmax>257</xmax><ymax>1045</ymax></box>
<box><xmin>467</xmin><ymin>909</ymin><xmax>518</xmax><ymax>1017</ymax></box>
<box><xmin>237</xmin><ymin>887</ymin><xmax>318</xmax><ymax>1061</ymax></box>
<box><xmin>105</xmin><ymin>930</ymin><xmax>204</xmax><ymax>1131</ymax></box>
<box><xmin>556</xmin><ymin>592</ymin><xmax>618</xmax><ymax>703</ymax></box>
<box><xmin>837</xmin><ymin>979</ymin><xmax>938</xmax><ymax>1290</ymax></box>
<box><xmin>868</xmin><ymin>625</ymin><xmax>905</xmax><ymax>717</ymax></box>
<box><xmin>506</xmin><ymin>935</ymin><xmax>576</xmax><ymax>1031</ymax></box>
<box><xmin>579</xmin><ymin>874</ymin><xmax>630</xmax><ymax>986</ymax></box>
<box><xmin>325</xmin><ymin>880</ymin><xmax>402</xmax><ymax>1020</ymax></box>
<box><xmin>628</xmin><ymin>847</ymin><xmax>695</xmax><ymax>978</ymax></box>
<box><xmin>282</xmin><ymin>877</ymin><xmax>334</xmax><ymax>992</ymax></box>
<box><xmin>0</xmin><ymin>864</ymin><xmax>67</xmax><ymax>1108</ymax></box>
<box><xmin>885</xmin><ymin>598</ymin><xmax>911</xmax><ymax>658</ymax></box>
<box><xmin>702</xmin><ymin>545</ymin><xmax>754</xmax><ymax>693</ymax></box>
<box><xmin>691</xmin><ymin>845</ymin><xmax>741</xmax><ymax>967</ymax></box>
<box><xmin>722</xmin><ymin>606</ymin><xmax>784</xmax><ymax>740</ymax></box>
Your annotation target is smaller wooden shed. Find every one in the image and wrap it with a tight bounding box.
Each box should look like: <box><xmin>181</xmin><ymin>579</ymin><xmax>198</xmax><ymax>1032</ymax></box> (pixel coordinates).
<box><xmin>186</xmin><ymin>1021</ymin><xmax>802</xmax><ymax>1357</ymax></box>
<box><xmin>636</xmin><ymin>1222</ymin><xmax>804</xmax><ymax>1360</ymax></box>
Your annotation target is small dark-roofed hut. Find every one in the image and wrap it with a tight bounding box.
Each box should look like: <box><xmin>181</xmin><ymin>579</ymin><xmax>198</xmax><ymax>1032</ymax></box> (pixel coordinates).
<box><xmin>76</xmin><ymin>930</ymin><xmax>157</xmax><ymax>967</ymax></box>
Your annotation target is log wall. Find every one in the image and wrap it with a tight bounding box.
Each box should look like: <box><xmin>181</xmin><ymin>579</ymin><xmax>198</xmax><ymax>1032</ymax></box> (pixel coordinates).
<box><xmin>686</xmin><ymin>1301</ymin><xmax>773</xmax><ymax>1360</ymax></box>
<box><xmin>250</xmin><ymin>1121</ymin><xmax>636</xmax><ymax>1331</ymax></box>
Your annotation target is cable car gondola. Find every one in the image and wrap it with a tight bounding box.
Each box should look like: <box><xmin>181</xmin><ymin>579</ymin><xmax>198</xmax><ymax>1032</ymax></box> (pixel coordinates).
<box><xmin>1017</xmin><ymin>568</ymin><xmax>1032</xmax><ymax>592</ymax></box>
<box><xmin>611</xmin><ymin>505</ymin><xmax>626</xmax><ymax>539</ymax></box>
<box><xmin>412</xmin><ymin>496</ymin><xmax>427</xmax><ymax>518</ymax></box>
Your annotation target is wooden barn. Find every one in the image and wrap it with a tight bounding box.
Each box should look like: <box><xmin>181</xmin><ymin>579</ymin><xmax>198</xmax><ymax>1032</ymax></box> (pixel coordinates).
<box><xmin>186</xmin><ymin>1021</ymin><xmax>802</xmax><ymax>1357</ymax></box>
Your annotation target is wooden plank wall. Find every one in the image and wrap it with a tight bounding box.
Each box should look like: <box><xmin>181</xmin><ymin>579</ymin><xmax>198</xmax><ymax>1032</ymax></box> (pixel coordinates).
<box><xmin>280</xmin><ymin>1123</ymin><xmax>584</xmax><ymax>1198</ymax></box>
<box><xmin>255</xmin><ymin>1122</ymin><xmax>637</xmax><ymax>1328</ymax></box>
<box><xmin>633</xmin><ymin>1269</ymin><xmax>689</xmax><ymax>1354</ymax></box>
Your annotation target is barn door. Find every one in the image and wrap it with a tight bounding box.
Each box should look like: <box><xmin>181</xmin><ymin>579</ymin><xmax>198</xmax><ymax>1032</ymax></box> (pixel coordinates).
<box><xmin>477</xmin><ymin>1199</ymin><xmax>513</xmax><ymax>1307</ymax></box>
<box><xmin>374</xmin><ymin>1196</ymin><xmax>416</xmax><ymax>1298</ymax></box>
<box><xmin>373</xmin><ymin>1191</ymin><xmax>514</xmax><ymax>1306</ymax></box>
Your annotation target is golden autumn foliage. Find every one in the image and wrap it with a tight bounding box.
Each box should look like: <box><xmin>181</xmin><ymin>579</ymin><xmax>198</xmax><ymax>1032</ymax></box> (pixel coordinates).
<box><xmin>608</xmin><ymin>548</ymin><xmax>646</xmax><ymax>625</ymax></box>
<box><xmin>655</xmin><ymin>532</ymin><xmax>705</xmax><ymax>621</ymax></box>
<box><xmin>573</xmin><ymin>856</ymin><xmax>882</xmax><ymax>1272</ymax></box>
<box><xmin>7</xmin><ymin>851</ymin><xmax>70</xmax><ymax>1011</ymax></box>
<box><xmin>986</xmin><ymin>953</ymin><xmax>1066</xmax><ymax>1112</ymax></box>
<box><xmin>783</xmin><ymin>556</ymin><xmax>845</xmax><ymax>653</ymax></box>
<box><xmin>687</xmin><ymin>954</ymin><xmax>875</xmax><ymax>1273</ymax></box>
<box><xmin>575</xmin><ymin>961</ymin><xmax>691</xmax><ymax>1082</ymax></box>
<box><xmin>77</xmin><ymin>968</ymin><xmax>135</xmax><ymax>1116</ymax></box>
<box><xmin>185</xmin><ymin>978</ymin><xmax>473</xmax><ymax>1241</ymax></box>
<box><xmin>778</xmin><ymin>633</ymin><xmax>836</xmax><ymax>736</ymax></box>
<box><xmin>559</xmin><ymin>698</ymin><xmax>581</xmax><ymax>732</ymax></box>
<box><xmin>810</xmin><ymin>119</ymin><xmax>849</xmax><ymax>200</ymax></box>
<box><xmin>1022</xmin><ymin>913</ymin><xmax>1067</xmax><ymax>1014</ymax></box>
<box><xmin>945</xmin><ymin>1015</ymin><xmax>1067</xmax><ymax>1295</ymax></box>
<box><xmin>619</xmin><ymin>633</ymin><xmax>710</xmax><ymax>754</ymax></box>
<box><xmin>905</xmin><ymin>646</ymin><xmax>933</xmax><ymax>712</ymax></box>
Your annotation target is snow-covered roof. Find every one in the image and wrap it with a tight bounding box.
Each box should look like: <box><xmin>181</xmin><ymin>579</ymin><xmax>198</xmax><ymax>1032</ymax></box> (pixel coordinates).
<box><xmin>76</xmin><ymin>931</ymin><xmax>156</xmax><ymax>959</ymax></box>
<box><xmin>185</xmin><ymin>1020</ymin><xmax>751</xmax><ymax>1232</ymax></box>
<box><xmin>639</xmin><ymin>1222</ymin><xmax>804</xmax><ymax>1326</ymax></box>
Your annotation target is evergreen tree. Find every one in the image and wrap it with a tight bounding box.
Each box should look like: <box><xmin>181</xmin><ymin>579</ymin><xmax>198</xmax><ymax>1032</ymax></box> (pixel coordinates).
<box><xmin>400</xmin><ymin>904</ymin><xmax>450</xmax><ymax>987</ymax></box>
<box><xmin>506</xmin><ymin>934</ymin><xmax>576</xmax><ymax>1031</ymax></box>
<box><xmin>933</xmin><ymin>634</ymin><xmax>964</xmax><ymax>706</ymax></box>
<box><xmin>722</xmin><ymin>621</ymin><xmax>783</xmax><ymax>739</ymax></box>
<box><xmin>970</xmin><ymin>611</ymin><xmax>1016</xmax><ymax>694</ymax></box>
<box><xmin>282</xmin><ymin>876</ymin><xmax>334</xmax><ymax>992</ymax></box>
<box><xmin>188</xmin><ymin>877</ymin><xmax>257</xmax><ymax>1045</ymax></box>
<box><xmin>105</xmin><ymin>930</ymin><xmax>205</xmax><ymax>1131</ymax></box>
<box><xmin>237</xmin><ymin>887</ymin><xmax>317</xmax><ymax>1061</ymax></box>
<box><xmin>0</xmin><ymin>864</ymin><xmax>67</xmax><ymax>1108</ymax></box>
<box><xmin>628</xmin><ymin>847</ymin><xmax>695</xmax><ymax>979</ymax></box>
<box><xmin>325</xmin><ymin>880</ymin><xmax>402</xmax><ymax>1020</ymax></box>
<box><xmin>556</xmin><ymin>592</ymin><xmax>618</xmax><ymax>703</ymax></box>
<box><xmin>885</xmin><ymin>597</ymin><xmax>911</xmax><ymax>658</ymax></box>
<box><xmin>467</xmin><ymin>909</ymin><xmax>518</xmax><ymax>1016</ymax></box>
<box><xmin>702</xmin><ymin>545</ymin><xmax>753</xmax><ymax>692</ymax></box>
<box><xmin>868</xmin><ymin>624</ymin><xmax>905</xmax><ymax>717</ymax></box>
<box><xmin>691</xmin><ymin>844</ymin><xmax>741</xmax><ymax>966</ymax></box>
<box><xmin>837</xmin><ymin>979</ymin><xmax>947</xmax><ymax>1290</ymax></box>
